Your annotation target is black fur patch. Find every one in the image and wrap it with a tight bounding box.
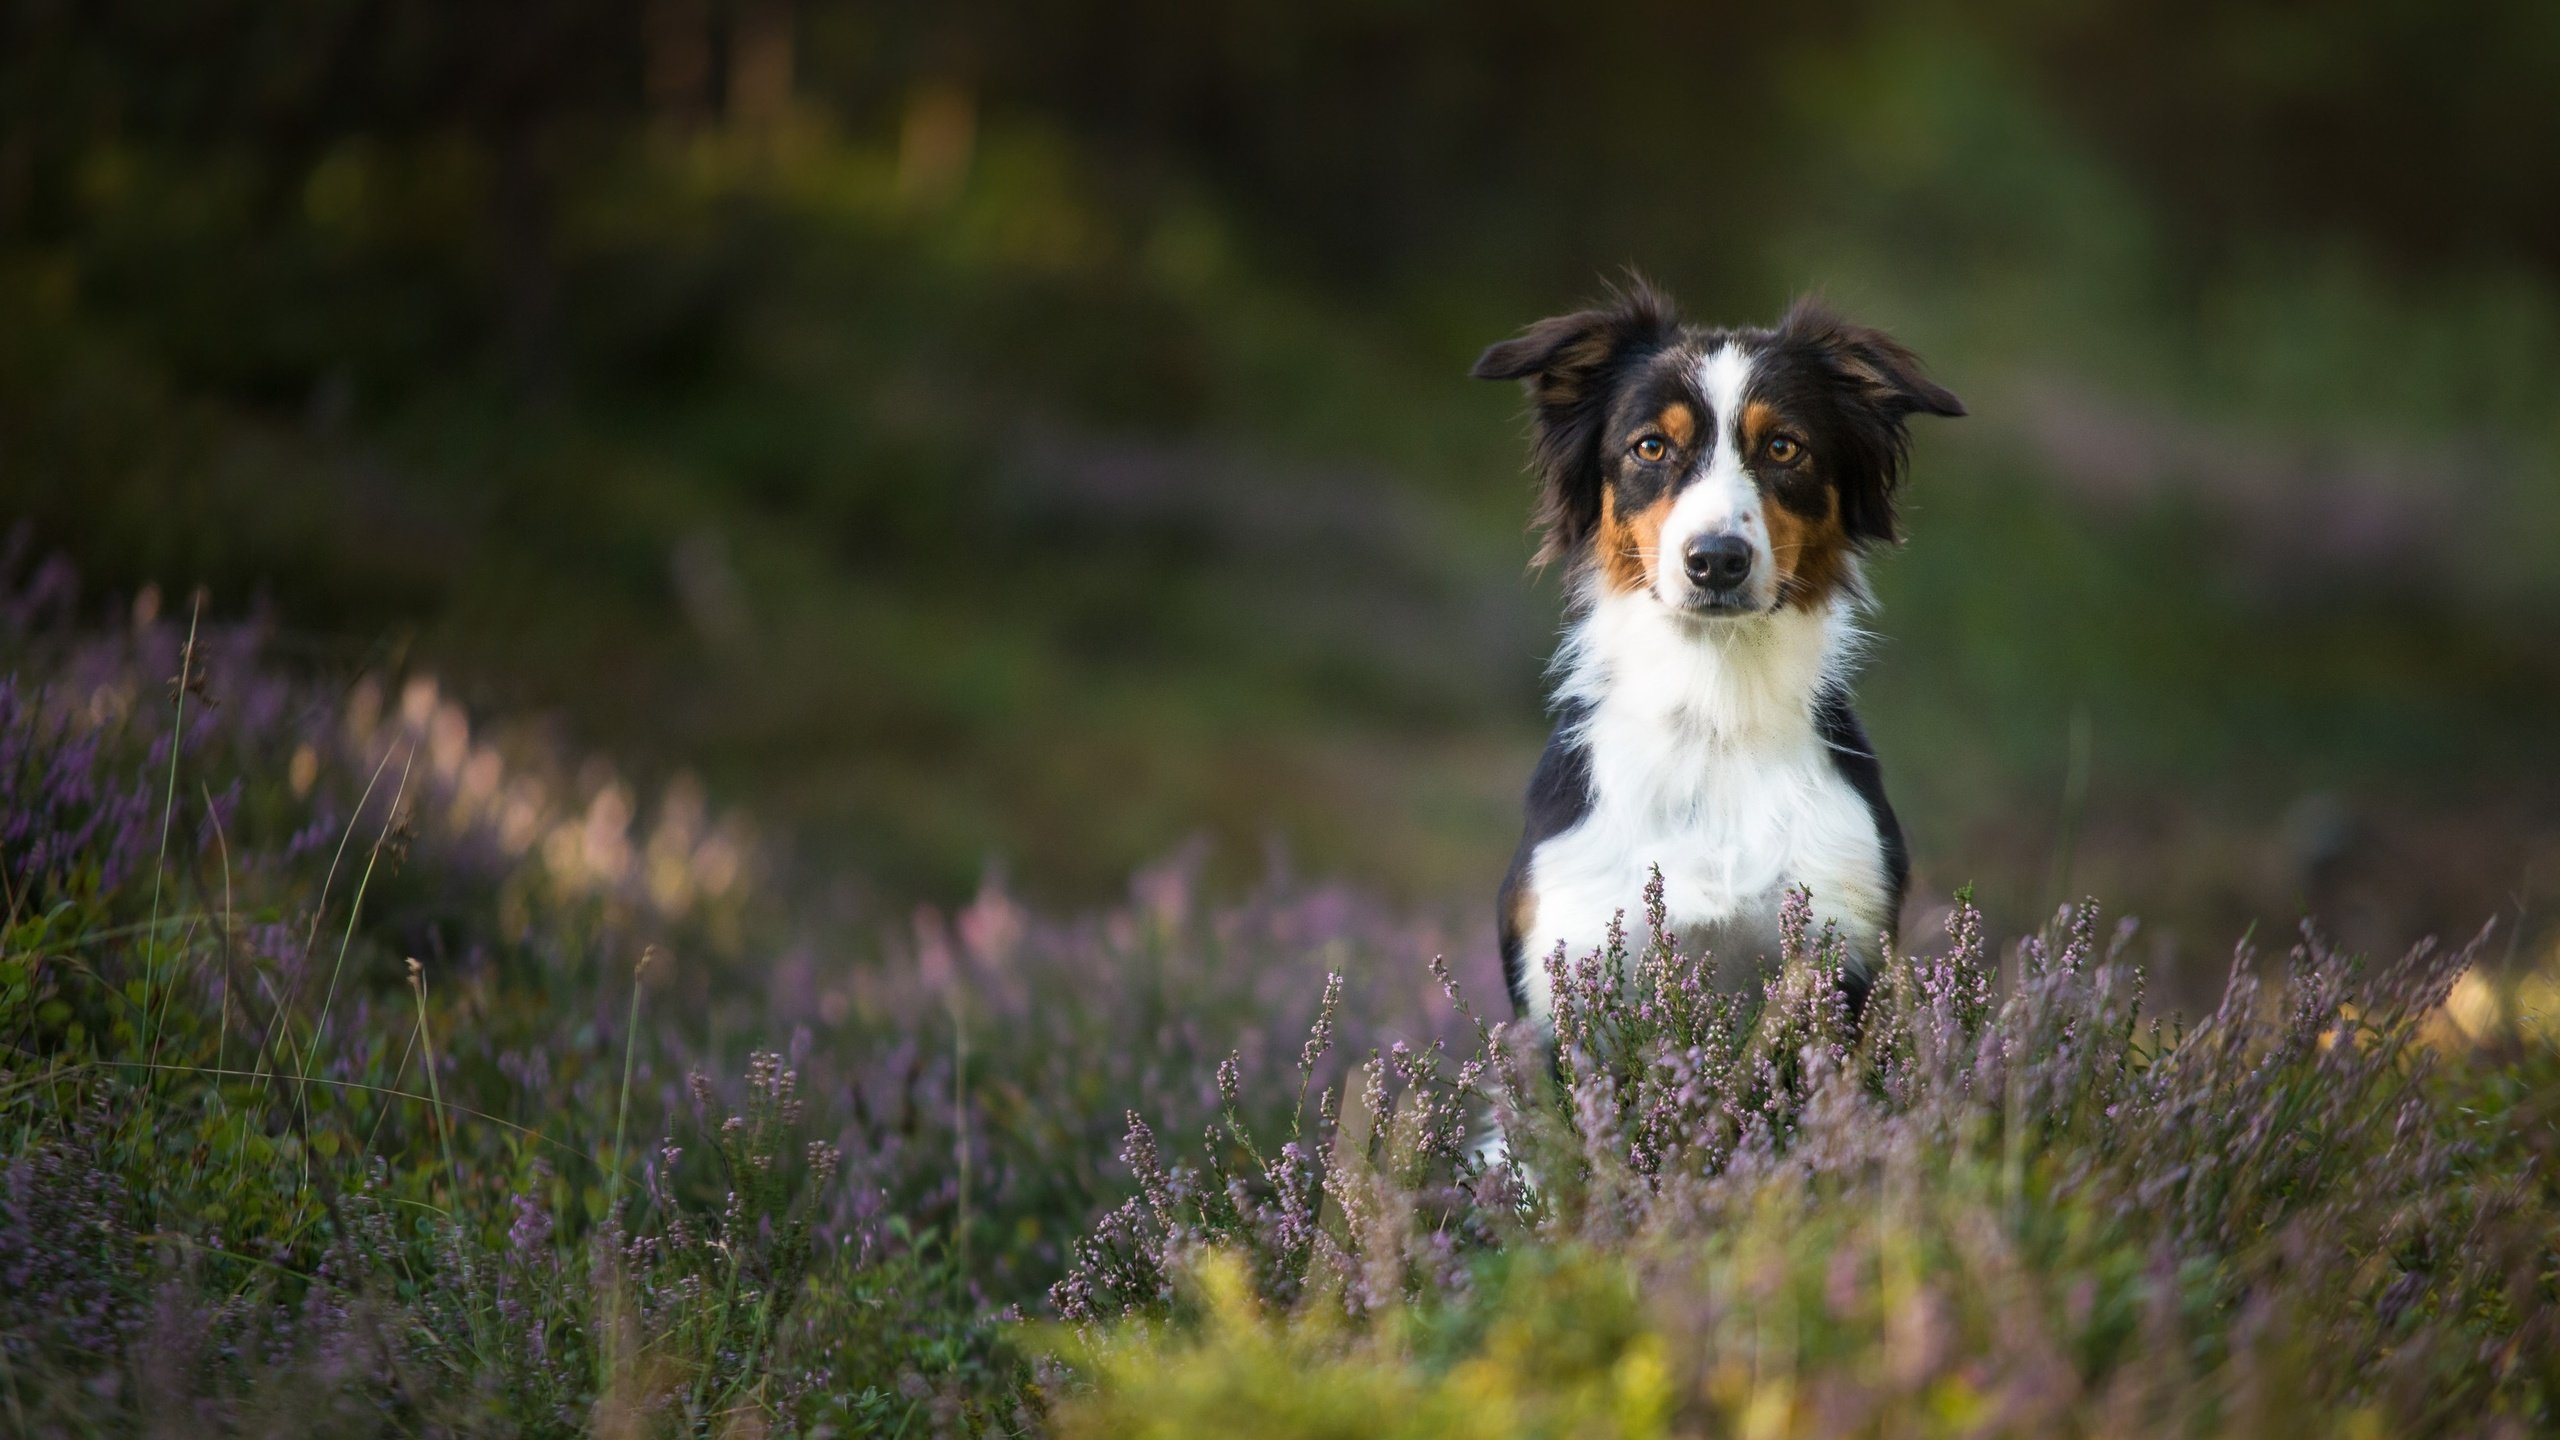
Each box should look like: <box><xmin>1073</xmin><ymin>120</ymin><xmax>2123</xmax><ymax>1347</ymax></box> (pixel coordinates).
<box><xmin>1749</xmin><ymin>300</ymin><xmax>1966</xmax><ymax>545</ymax></box>
<box><xmin>1471</xmin><ymin>279</ymin><xmax>1683</xmax><ymax>567</ymax></box>
<box><xmin>1813</xmin><ymin>686</ymin><xmax>1906</xmax><ymax>1016</ymax></box>
<box><xmin>1497</xmin><ymin>701</ymin><xmax>1595</xmax><ymax>1014</ymax></box>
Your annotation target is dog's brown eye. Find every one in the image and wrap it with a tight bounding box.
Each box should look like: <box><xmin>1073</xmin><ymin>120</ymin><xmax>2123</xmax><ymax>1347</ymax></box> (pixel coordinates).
<box><xmin>1632</xmin><ymin>436</ymin><xmax>1669</xmax><ymax>463</ymax></box>
<box><xmin>1766</xmin><ymin>434</ymin><xmax>1804</xmax><ymax>465</ymax></box>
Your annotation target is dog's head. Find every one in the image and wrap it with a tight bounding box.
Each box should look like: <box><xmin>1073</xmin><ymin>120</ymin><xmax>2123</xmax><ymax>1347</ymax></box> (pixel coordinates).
<box><xmin>1474</xmin><ymin>281</ymin><xmax>1962</xmax><ymax>615</ymax></box>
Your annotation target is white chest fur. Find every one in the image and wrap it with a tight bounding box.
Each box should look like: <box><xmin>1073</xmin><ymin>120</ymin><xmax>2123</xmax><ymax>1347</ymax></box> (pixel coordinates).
<box><xmin>1515</xmin><ymin>589</ymin><xmax>1893</xmax><ymax>1024</ymax></box>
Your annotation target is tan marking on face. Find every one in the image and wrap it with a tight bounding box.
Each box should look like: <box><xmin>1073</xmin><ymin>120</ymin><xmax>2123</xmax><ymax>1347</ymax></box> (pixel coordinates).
<box><xmin>1654</xmin><ymin>401</ymin><xmax>1696</xmax><ymax>450</ymax></box>
<box><xmin>1595</xmin><ymin>483</ymin><xmax>1676</xmax><ymax>594</ymax></box>
<box><xmin>1741</xmin><ymin>400</ymin><xmax>1782</xmax><ymax>454</ymax></box>
<box><xmin>1763</xmin><ymin>477</ymin><xmax>1854</xmax><ymax>609</ymax></box>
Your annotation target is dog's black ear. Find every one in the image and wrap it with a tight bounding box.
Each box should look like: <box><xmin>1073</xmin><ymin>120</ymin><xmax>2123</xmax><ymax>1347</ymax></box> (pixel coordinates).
<box><xmin>1777</xmin><ymin>298</ymin><xmax>1963</xmax><ymax>545</ymax></box>
<box><xmin>1474</xmin><ymin>279</ymin><xmax>1681</xmax><ymax>566</ymax></box>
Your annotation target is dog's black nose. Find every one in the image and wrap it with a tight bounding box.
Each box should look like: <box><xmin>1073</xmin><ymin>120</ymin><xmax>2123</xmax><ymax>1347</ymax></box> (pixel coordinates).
<box><xmin>1683</xmin><ymin>533</ymin><xmax>1754</xmax><ymax>590</ymax></box>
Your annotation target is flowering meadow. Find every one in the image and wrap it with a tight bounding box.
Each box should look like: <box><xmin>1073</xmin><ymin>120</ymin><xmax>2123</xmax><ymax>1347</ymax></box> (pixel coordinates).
<box><xmin>3</xmin><ymin>547</ymin><xmax>2555</xmax><ymax>1437</ymax></box>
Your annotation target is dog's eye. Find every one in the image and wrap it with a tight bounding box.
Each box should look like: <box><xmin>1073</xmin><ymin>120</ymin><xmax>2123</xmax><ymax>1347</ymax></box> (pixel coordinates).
<box><xmin>1631</xmin><ymin>436</ymin><xmax>1669</xmax><ymax>463</ymax></box>
<box><xmin>1766</xmin><ymin>434</ymin><xmax>1805</xmax><ymax>465</ymax></box>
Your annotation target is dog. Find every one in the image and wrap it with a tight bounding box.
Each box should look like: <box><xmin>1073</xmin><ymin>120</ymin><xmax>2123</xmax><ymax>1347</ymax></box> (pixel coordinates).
<box><xmin>1475</xmin><ymin>281</ymin><xmax>1962</xmax><ymax>1024</ymax></box>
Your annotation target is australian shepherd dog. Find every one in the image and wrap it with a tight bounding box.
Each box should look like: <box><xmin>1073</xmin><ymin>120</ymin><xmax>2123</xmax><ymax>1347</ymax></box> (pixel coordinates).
<box><xmin>1475</xmin><ymin>280</ymin><xmax>1963</xmax><ymax>1024</ymax></box>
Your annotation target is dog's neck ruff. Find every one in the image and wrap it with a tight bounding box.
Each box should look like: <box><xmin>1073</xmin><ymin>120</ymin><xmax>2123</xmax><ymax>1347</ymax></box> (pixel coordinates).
<box><xmin>1505</xmin><ymin>569</ymin><xmax>1896</xmax><ymax>1028</ymax></box>
<box><xmin>1553</xmin><ymin>574</ymin><xmax>1863</xmax><ymax>763</ymax></box>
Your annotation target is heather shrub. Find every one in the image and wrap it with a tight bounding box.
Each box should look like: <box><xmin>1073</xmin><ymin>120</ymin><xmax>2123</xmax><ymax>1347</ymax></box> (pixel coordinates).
<box><xmin>4</xmin><ymin>555</ymin><xmax>2555</xmax><ymax>1436</ymax></box>
<box><xmin>0</xmin><ymin>557</ymin><xmax>1468</xmax><ymax>1434</ymax></box>
<box><xmin>1046</xmin><ymin>879</ymin><xmax>2560</xmax><ymax>1436</ymax></box>
<box><xmin>0</xmin><ymin>563</ymin><xmax>1035</xmax><ymax>1434</ymax></box>
<box><xmin>814</xmin><ymin>853</ymin><xmax>1473</xmax><ymax>1308</ymax></box>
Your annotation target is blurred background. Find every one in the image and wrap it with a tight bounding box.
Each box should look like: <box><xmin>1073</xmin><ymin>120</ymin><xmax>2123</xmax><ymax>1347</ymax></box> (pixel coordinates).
<box><xmin>5</xmin><ymin>0</ymin><xmax>2558</xmax><ymax>994</ymax></box>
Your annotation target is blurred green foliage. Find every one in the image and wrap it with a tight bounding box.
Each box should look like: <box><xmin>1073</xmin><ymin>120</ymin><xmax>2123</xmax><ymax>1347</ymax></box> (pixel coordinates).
<box><xmin>5</xmin><ymin>1</ymin><xmax>2559</xmax><ymax>973</ymax></box>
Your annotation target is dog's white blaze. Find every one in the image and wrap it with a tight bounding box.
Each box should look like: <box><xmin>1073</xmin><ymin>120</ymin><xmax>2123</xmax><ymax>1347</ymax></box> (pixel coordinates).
<box><xmin>1654</xmin><ymin>343</ymin><xmax>1778</xmax><ymax>611</ymax></box>
<box><xmin>1515</xmin><ymin>583</ymin><xmax>1894</xmax><ymax>1025</ymax></box>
